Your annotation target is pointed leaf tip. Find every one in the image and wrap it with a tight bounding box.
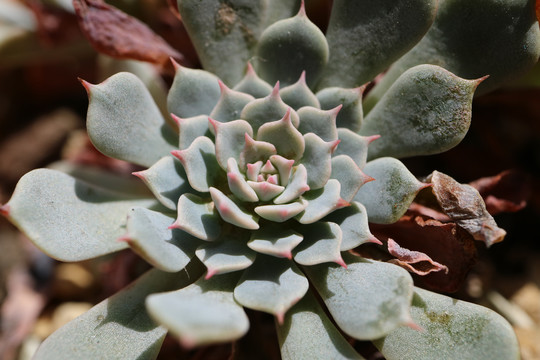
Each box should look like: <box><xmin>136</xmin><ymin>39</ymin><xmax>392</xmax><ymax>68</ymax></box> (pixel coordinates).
<box><xmin>297</xmin><ymin>0</ymin><xmax>306</xmax><ymax>16</ymax></box>
<box><xmin>367</xmin><ymin>134</ymin><xmax>381</xmax><ymax>144</ymax></box>
<box><xmin>131</xmin><ymin>170</ymin><xmax>146</xmax><ymax>180</ymax></box>
<box><xmin>0</xmin><ymin>204</ymin><xmax>10</xmax><ymax>217</ymax></box>
<box><xmin>78</xmin><ymin>78</ymin><xmax>94</xmax><ymax>94</ymax></box>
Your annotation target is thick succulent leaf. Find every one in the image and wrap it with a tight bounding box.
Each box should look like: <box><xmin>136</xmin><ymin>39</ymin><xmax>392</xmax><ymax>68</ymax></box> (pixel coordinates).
<box><xmin>168</xmin><ymin>64</ymin><xmax>221</xmax><ymax>117</ymax></box>
<box><xmin>233</xmin><ymin>62</ymin><xmax>274</xmax><ymax>98</ymax></box>
<box><xmin>297</xmin><ymin>179</ymin><xmax>347</xmax><ymax>224</ymax></box>
<box><xmin>196</xmin><ymin>236</ymin><xmax>256</xmax><ymax>278</ymax></box>
<box><xmin>279</xmin><ymin>72</ymin><xmax>321</xmax><ymax>110</ymax></box>
<box><xmin>277</xmin><ymin>289</ymin><xmax>364</xmax><ymax>360</ymax></box>
<box><xmin>240</xmin><ymin>134</ymin><xmax>277</xmax><ymax>169</ymax></box>
<box><xmin>294</xmin><ymin>222</ymin><xmax>344</xmax><ymax>266</ymax></box>
<box><xmin>256</xmin><ymin>5</ymin><xmax>329</xmax><ymax>87</ymax></box>
<box><xmin>316</xmin><ymin>87</ymin><xmax>364</xmax><ymax>132</ymax></box>
<box><xmin>304</xmin><ymin>253</ymin><xmax>414</xmax><ymax>340</ymax></box>
<box><xmin>171</xmin><ymin>193</ymin><xmax>221</xmax><ymax>241</ymax></box>
<box><xmin>374</xmin><ymin>287</ymin><xmax>520</xmax><ymax>360</ymax></box>
<box><xmin>210</xmin><ymin>187</ymin><xmax>259</xmax><ymax>230</ymax></box>
<box><xmin>211</xmin><ymin>119</ymin><xmax>254</xmax><ymax>170</ymax></box>
<box><xmin>210</xmin><ymin>81</ymin><xmax>255</xmax><ymax>122</ymax></box>
<box><xmin>257</xmin><ymin>110</ymin><xmax>305</xmax><ymax>160</ymax></box>
<box><xmin>255</xmin><ymin>199</ymin><xmax>308</xmax><ymax>222</ymax></box>
<box><xmin>274</xmin><ymin>164</ymin><xmax>309</xmax><ymax>204</ymax></box>
<box><xmin>172</xmin><ymin>136</ymin><xmax>225</xmax><ymax>192</ymax></box>
<box><xmin>334</xmin><ymin>128</ymin><xmax>377</xmax><ymax>169</ymax></box>
<box><xmin>2</xmin><ymin>169</ymin><xmax>156</xmax><ymax>261</ymax></box>
<box><xmin>331</xmin><ymin>155</ymin><xmax>372</xmax><ymax>202</ymax></box>
<box><xmin>366</xmin><ymin>0</ymin><xmax>540</xmax><ymax>104</ymax></box>
<box><xmin>234</xmin><ymin>255</ymin><xmax>309</xmax><ymax>323</ymax></box>
<box><xmin>227</xmin><ymin>158</ymin><xmax>259</xmax><ymax>202</ymax></box>
<box><xmin>134</xmin><ymin>156</ymin><xmax>191</xmax><ymax>210</ymax></box>
<box><xmin>248</xmin><ymin>227</ymin><xmax>303</xmax><ymax>259</ymax></box>
<box><xmin>36</xmin><ymin>267</ymin><xmax>199</xmax><ymax>360</ymax></box>
<box><xmin>354</xmin><ymin>158</ymin><xmax>425</xmax><ymax>224</ymax></box>
<box><xmin>297</xmin><ymin>106</ymin><xmax>339</xmax><ymax>141</ymax></box>
<box><xmin>241</xmin><ymin>84</ymin><xmax>300</xmax><ymax>132</ymax></box>
<box><xmin>270</xmin><ymin>155</ymin><xmax>295</xmax><ymax>187</ymax></box>
<box><xmin>300</xmin><ymin>133</ymin><xmax>338</xmax><ymax>189</ymax></box>
<box><xmin>319</xmin><ymin>0</ymin><xmax>437</xmax><ymax>88</ymax></box>
<box><xmin>147</xmin><ymin>271</ymin><xmax>249</xmax><ymax>347</ymax></box>
<box><xmin>324</xmin><ymin>202</ymin><xmax>379</xmax><ymax>251</ymax></box>
<box><xmin>360</xmin><ymin>65</ymin><xmax>480</xmax><ymax>159</ymax></box>
<box><xmin>124</xmin><ymin>207</ymin><xmax>200</xmax><ymax>272</ymax></box>
<box><xmin>248</xmin><ymin>180</ymin><xmax>285</xmax><ymax>201</ymax></box>
<box><xmin>85</xmin><ymin>72</ymin><xmax>177</xmax><ymax>167</ymax></box>
<box><xmin>175</xmin><ymin>114</ymin><xmax>211</xmax><ymax>150</ymax></box>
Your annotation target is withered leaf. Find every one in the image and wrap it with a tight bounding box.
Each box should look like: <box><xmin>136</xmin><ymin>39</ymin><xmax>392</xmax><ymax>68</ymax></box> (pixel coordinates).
<box><xmin>426</xmin><ymin>171</ymin><xmax>506</xmax><ymax>247</ymax></box>
<box><xmin>469</xmin><ymin>169</ymin><xmax>530</xmax><ymax>215</ymax></box>
<box><xmin>387</xmin><ymin>238</ymin><xmax>448</xmax><ymax>276</ymax></box>
<box><xmin>73</xmin><ymin>0</ymin><xmax>184</xmax><ymax>65</ymax></box>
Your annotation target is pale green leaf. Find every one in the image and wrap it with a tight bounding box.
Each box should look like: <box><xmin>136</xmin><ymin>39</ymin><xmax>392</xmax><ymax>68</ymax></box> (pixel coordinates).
<box><xmin>172</xmin><ymin>193</ymin><xmax>221</xmax><ymax>241</ymax></box>
<box><xmin>294</xmin><ymin>222</ymin><xmax>344</xmax><ymax>266</ymax></box>
<box><xmin>196</xmin><ymin>236</ymin><xmax>256</xmax><ymax>278</ymax></box>
<box><xmin>248</xmin><ymin>227</ymin><xmax>303</xmax><ymax>259</ymax></box>
<box><xmin>316</xmin><ymin>87</ymin><xmax>364</xmax><ymax>132</ymax></box>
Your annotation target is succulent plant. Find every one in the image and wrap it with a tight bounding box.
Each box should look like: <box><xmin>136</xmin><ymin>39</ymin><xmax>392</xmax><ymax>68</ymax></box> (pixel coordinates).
<box><xmin>2</xmin><ymin>0</ymin><xmax>539</xmax><ymax>359</ymax></box>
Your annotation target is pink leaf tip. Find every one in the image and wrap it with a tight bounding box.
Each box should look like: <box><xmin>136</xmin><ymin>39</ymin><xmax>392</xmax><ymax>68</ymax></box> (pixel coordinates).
<box><xmin>297</xmin><ymin>0</ymin><xmax>306</xmax><ymax>17</ymax></box>
<box><xmin>0</xmin><ymin>204</ymin><xmax>10</xmax><ymax>217</ymax></box>
<box><xmin>367</xmin><ymin>235</ymin><xmax>383</xmax><ymax>245</ymax></box>
<box><xmin>132</xmin><ymin>170</ymin><xmax>146</xmax><ymax>180</ymax></box>
<box><xmin>271</xmin><ymin>81</ymin><xmax>281</xmax><ymax>97</ymax></box>
<box><xmin>406</xmin><ymin>320</ymin><xmax>424</xmax><ymax>332</ymax></box>
<box><xmin>366</xmin><ymin>134</ymin><xmax>381</xmax><ymax>144</ymax></box>
<box><xmin>117</xmin><ymin>234</ymin><xmax>131</xmax><ymax>243</ymax></box>
<box><xmin>276</xmin><ymin>311</ymin><xmax>285</xmax><ymax>325</ymax></box>
<box><xmin>335</xmin><ymin>257</ymin><xmax>348</xmax><ymax>269</ymax></box>
<box><xmin>78</xmin><ymin>78</ymin><xmax>94</xmax><ymax>94</ymax></box>
<box><xmin>336</xmin><ymin>198</ymin><xmax>351</xmax><ymax>209</ymax></box>
<box><xmin>205</xmin><ymin>268</ymin><xmax>217</xmax><ymax>280</ymax></box>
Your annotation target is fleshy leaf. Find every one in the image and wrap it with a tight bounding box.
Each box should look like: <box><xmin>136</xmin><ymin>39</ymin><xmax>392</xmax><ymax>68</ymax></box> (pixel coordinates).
<box><xmin>85</xmin><ymin>72</ymin><xmax>177</xmax><ymax>167</ymax></box>
<box><xmin>374</xmin><ymin>287</ymin><xmax>520</xmax><ymax>360</ymax></box>
<box><xmin>300</xmin><ymin>133</ymin><xmax>338</xmax><ymax>190</ymax></box>
<box><xmin>233</xmin><ymin>62</ymin><xmax>274</xmax><ymax>98</ymax></box>
<box><xmin>248</xmin><ymin>227</ymin><xmax>303</xmax><ymax>259</ymax></box>
<box><xmin>211</xmin><ymin>118</ymin><xmax>254</xmax><ymax>170</ymax></box>
<box><xmin>3</xmin><ymin>169</ymin><xmax>155</xmax><ymax>261</ymax></box>
<box><xmin>277</xmin><ymin>289</ymin><xmax>364</xmax><ymax>360</ymax></box>
<box><xmin>171</xmin><ymin>193</ymin><xmax>221</xmax><ymax>241</ymax></box>
<box><xmin>324</xmin><ymin>202</ymin><xmax>379</xmax><ymax>251</ymax></box>
<box><xmin>227</xmin><ymin>158</ymin><xmax>259</xmax><ymax>202</ymax></box>
<box><xmin>334</xmin><ymin>128</ymin><xmax>377</xmax><ymax>169</ymax></box>
<box><xmin>234</xmin><ymin>255</ymin><xmax>309</xmax><ymax>323</ymax></box>
<box><xmin>316</xmin><ymin>86</ymin><xmax>364</xmax><ymax>132</ymax></box>
<box><xmin>124</xmin><ymin>208</ymin><xmax>200</xmax><ymax>272</ymax></box>
<box><xmin>297</xmin><ymin>106</ymin><xmax>339</xmax><ymax>141</ymax></box>
<box><xmin>366</xmin><ymin>0</ymin><xmax>540</xmax><ymax>104</ymax></box>
<box><xmin>354</xmin><ymin>158</ymin><xmax>425</xmax><ymax>224</ymax></box>
<box><xmin>247</xmin><ymin>180</ymin><xmax>285</xmax><ymax>201</ymax></box>
<box><xmin>304</xmin><ymin>253</ymin><xmax>414</xmax><ymax>340</ymax></box>
<box><xmin>255</xmin><ymin>199</ymin><xmax>308</xmax><ymax>222</ymax></box>
<box><xmin>270</xmin><ymin>155</ymin><xmax>295</xmax><ymax>187</ymax></box>
<box><xmin>297</xmin><ymin>179</ymin><xmax>347</xmax><ymax>224</ymax></box>
<box><xmin>331</xmin><ymin>155</ymin><xmax>373</xmax><ymax>202</ymax></box>
<box><xmin>256</xmin><ymin>5</ymin><xmax>329</xmax><ymax>87</ymax></box>
<box><xmin>172</xmin><ymin>136</ymin><xmax>225</xmax><ymax>192</ymax></box>
<box><xmin>279</xmin><ymin>71</ymin><xmax>321</xmax><ymax>110</ymax></box>
<box><xmin>174</xmin><ymin>114</ymin><xmax>211</xmax><ymax>150</ymax></box>
<box><xmin>210</xmin><ymin>81</ymin><xmax>255</xmax><ymax>122</ymax></box>
<box><xmin>274</xmin><ymin>164</ymin><xmax>309</xmax><ymax>204</ymax></box>
<box><xmin>35</xmin><ymin>268</ymin><xmax>200</xmax><ymax>360</ymax></box>
<box><xmin>147</xmin><ymin>271</ymin><xmax>249</xmax><ymax>347</ymax></box>
<box><xmin>318</xmin><ymin>0</ymin><xmax>437</xmax><ymax>88</ymax></box>
<box><xmin>196</xmin><ymin>237</ymin><xmax>256</xmax><ymax>278</ymax></box>
<box><xmin>257</xmin><ymin>109</ymin><xmax>305</xmax><ymax>161</ymax></box>
<box><xmin>134</xmin><ymin>156</ymin><xmax>191</xmax><ymax>210</ymax></box>
<box><xmin>210</xmin><ymin>187</ymin><xmax>259</xmax><ymax>230</ymax></box>
<box><xmin>240</xmin><ymin>134</ymin><xmax>277</xmax><ymax>169</ymax></box>
<box><xmin>168</xmin><ymin>64</ymin><xmax>221</xmax><ymax>118</ymax></box>
<box><xmin>360</xmin><ymin>65</ymin><xmax>481</xmax><ymax>159</ymax></box>
<box><xmin>294</xmin><ymin>222</ymin><xmax>344</xmax><ymax>266</ymax></box>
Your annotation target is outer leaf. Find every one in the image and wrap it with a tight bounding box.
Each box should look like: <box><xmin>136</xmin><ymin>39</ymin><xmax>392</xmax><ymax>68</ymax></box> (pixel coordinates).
<box><xmin>324</xmin><ymin>202</ymin><xmax>378</xmax><ymax>251</ymax></box>
<box><xmin>316</xmin><ymin>86</ymin><xmax>364</xmax><ymax>132</ymax></box>
<box><xmin>354</xmin><ymin>158</ymin><xmax>425</xmax><ymax>224</ymax></box>
<box><xmin>300</xmin><ymin>133</ymin><xmax>338</xmax><ymax>189</ymax></box>
<box><xmin>147</xmin><ymin>271</ymin><xmax>249</xmax><ymax>347</ymax></box>
<box><xmin>196</xmin><ymin>237</ymin><xmax>256</xmax><ymax>278</ymax></box>
<box><xmin>233</xmin><ymin>62</ymin><xmax>274</xmax><ymax>98</ymax></box>
<box><xmin>297</xmin><ymin>179</ymin><xmax>347</xmax><ymax>224</ymax></box>
<box><xmin>360</xmin><ymin>65</ymin><xmax>481</xmax><ymax>159</ymax></box>
<box><xmin>36</xmin><ymin>267</ymin><xmax>201</xmax><ymax>360</ymax></box>
<box><xmin>331</xmin><ymin>155</ymin><xmax>372</xmax><ymax>202</ymax></box>
<box><xmin>294</xmin><ymin>222</ymin><xmax>344</xmax><ymax>266</ymax></box>
<box><xmin>334</xmin><ymin>128</ymin><xmax>377</xmax><ymax>169</ymax></box>
<box><xmin>277</xmin><ymin>289</ymin><xmax>364</xmax><ymax>360</ymax></box>
<box><xmin>171</xmin><ymin>193</ymin><xmax>221</xmax><ymax>241</ymax></box>
<box><xmin>279</xmin><ymin>72</ymin><xmax>321</xmax><ymax>110</ymax></box>
<box><xmin>175</xmin><ymin>114</ymin><xmax>211</xmax><ymax>150</ymax></box>
<box><xmin>168</xmin><ymin>64</ymin><xmax>221</xmax><ymax>118</ymax></box>
<box><xmin>124</xmin><ymin>208</ymin><xmax>200</xmax><ymax>272</ymax></box>
<box><xmin>374</xmin><ymin>287</ymin><xmax>520</xmax><ymax>360</ymax></box>
<box><xmin>304</xmin><ymin>253</ymin><xmax>414</xmax><ymax>340</ymax></box>
<box><xmin>85</xmin><ymin>72</ymin><xmax>177</xmax><ymax>167</ymax></box>
<box><xmin>256</xmin><ymin>5</ymin><xmax>329</xmax><ymax>87</ymax></box>
<box><xmin>366</xmin><ymin>0</ymin><xmax>540</xmax><ymax>105</ymax></box>
<box><xmin>248</xmin><ymin>227</ymin><xmax>303</xmax><ymax>259</ymax></box>
<box><xmin>210</xmin><ymin>81</ymin><xmax>255</xmax><ymax>122</ymax></box>
<box><xmin>318</xmin><ymin>0</ymin><xmax>437</xmax><ymax>88</ymax></box>
<box><xmin>2</xmin><ymin>169</ymin><xmax>155</xmax><ymax>261</ymax></box>
<box><xmin>297</xmin><ymin>106</ymin><xmax>339</xmax><ymax>141</ymax></box>
<box><xmin>234</xmin><ymin>255</ymin><xmax>309</xmax><ymax>323</ymax></box>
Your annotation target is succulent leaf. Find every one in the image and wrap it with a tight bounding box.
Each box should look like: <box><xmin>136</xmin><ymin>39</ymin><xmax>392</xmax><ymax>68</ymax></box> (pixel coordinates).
<box><xmin>279</xmin><ymin>72</ymin><xmax>321</xmax><ymax>110</ymax></box>
<box><xmin>254</xmin><ymin>199</ymin><xmax>308</xmax><ymax>222</ymax></box>
<box><xmin>211</xmin><ymin>118</ymin><xmax>254</xmax><ymax>170</ymax></box>
<box><xmin>209</xmin><ymin>81</ymin><xmax>255</xmax><ymax>122</ymax></box>
<box><xmin>297</xmin><ymin>179</ymin><xmax>347</xmax><ymax>224</ymax></box>
<box><xmin>297</xmin><ymin>106</ymin><xmax>339</xmax><ymax>142</ymax></box>
<box><xmin>248</xmin><ymin>227</ymin><xmax>303</xmax><ymax>259</ymax></box>
<box><xmin>374</xmin><ymin>287</ymin><xmax>520</xmax><ymax>360</ymax></box>
<box><xmin>234</xmin><ymin>255</ymin><xmax>309</xmax><ymax>323</ymax></box>
<box><xmin>304</xmin><ymin>253</ymin><xmax>414</xmax><ymax>340</ymax></box>
<box><xmin>233</xmin><ymin>63</ymin><xmax>274</xmax><ymax>98</ymax></box>
<box><xmin>257</xmin><ymin>109</ymin><xmax>305</xmax><ymax>160</ymax></box>
<box><xmin>239</xmin><ymin>134</ymin><xmax>277</xmax><ymax>169</ymax></box>
<box><xmin>300</xmin><ymin>133</ymin><xmax>337</xmax><ymax>189</ymax></box>
<box><xmin>227</xmin><ymin>158</ymin><xmax>259</xmax><ymax>202</ymax></box>
<box><xmin>274</xmin><ymin>164</ymin><xmax>309</xmax><ymax>204</ymax></box>
<box><xmin>210</xmin><ymin>187</ymin><xmax>260</xmax><ymax>230</ymax></box>
<box><xmin>360</xmin><ymin>65</ymin><xmax>481</xmax><ymax>159</ymax></box>
<box><xmin>334</xmin><ymin>128</ymin><xmax>376</xmax><ymax>169</ymax></box>
<box><xmin>195</xmin><ymin>237</ymin><xmax>256</xmax><ymax>278</ymax></box>
<box><xmin>331</xmin><ymin>155</ymin><xmax>372</xmax><ymax>202</ymax></box>
<box><xmin>324</xmin><ymin>202</ymin><xmax>378</xmax><ymax>251</ymax></box>
<box><xmin>293</xmin><ymin>222</ymin><xmax>344</xmax><ymax>266</ymax></box>
<box><xmin>85</xmin><ymin>72</ymin><xmax>177</xmax><ymax>167</ymax></box>
<box><xmin>174</xmin><ymin>114</ymin><xmax>212</xmax><ymax>150</ymax></box>
<box><xmin>316</xmin><ymin>86</ymin><xmax>365</xmax><ymax>132</ymax></box>
<box><xmin>147</xmin><ymin>271</ymin><xmax>249</xmax><ymax>347</ymax></box>
<box><xmin>172</xmin><ymin>193</ymin><xmax>221</xmax><ymax>241</ymax></box>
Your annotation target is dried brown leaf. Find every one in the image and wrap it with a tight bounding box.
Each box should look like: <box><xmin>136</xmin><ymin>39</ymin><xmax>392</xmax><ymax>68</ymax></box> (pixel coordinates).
<box><xmin>73</xmin><ymin>0</ymin><xmax>184</xmax><ymax>66</ymax></box>
<box><xmin>426</xmin><ymin>171</ymin><xmax>506</xmax><ymax>247</ymax></box>
<box><xmin>387</xmin><ymin>238</ymin><xmax>448</xmax><ymax>276</ymax></box>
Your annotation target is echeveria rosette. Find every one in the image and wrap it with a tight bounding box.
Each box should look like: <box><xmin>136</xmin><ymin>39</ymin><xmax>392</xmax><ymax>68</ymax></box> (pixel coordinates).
<box><xmin>0</xmin><ymin>0</ymin><xmax>532</xmax><ymax>359</ymax></box>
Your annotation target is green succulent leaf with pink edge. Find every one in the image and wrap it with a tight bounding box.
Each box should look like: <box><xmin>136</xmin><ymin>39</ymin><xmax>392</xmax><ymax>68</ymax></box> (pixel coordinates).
<box><xmin>1</xmin><ymin>0</ymin><xmax>534</xmax><ymax>359</ymax></box>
